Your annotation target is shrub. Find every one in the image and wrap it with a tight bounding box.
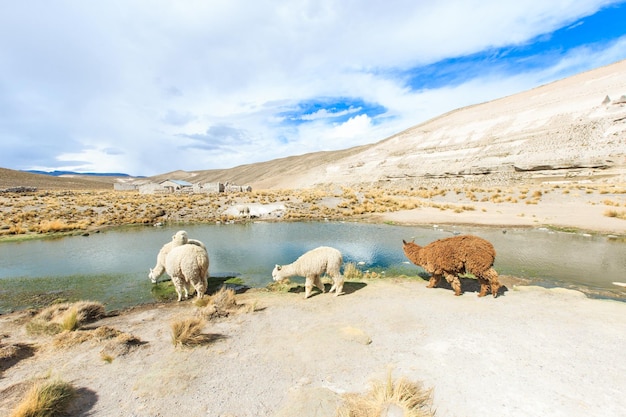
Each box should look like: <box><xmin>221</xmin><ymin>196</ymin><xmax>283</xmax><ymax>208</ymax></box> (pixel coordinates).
<box><xmin>27</xmin><ymin>301</ymin><xmax>105</xmax><ymax>335</ymax></box>
<box><xmin>337</xmin><ymin>370</ymin><xmax>434</xmax><ymax>417</ymax></box>
<box><xmin>170</xmin><ymin>317</ymin><xmax>208</xmax><ymax>347</ymax></box>
<box><xmin>343</xmin><ymin>262</ymin><xmax>363</xmax><ymax>280</ymax></box>
<box><xmin>604</xmin><ymin>210</ymin><xmax>626</xmax><ymax>220</ymax></box>
<box><xmin>10</xmin><ymin>379</ymin><xmax>77</xmax><ymax>417</ymax></box>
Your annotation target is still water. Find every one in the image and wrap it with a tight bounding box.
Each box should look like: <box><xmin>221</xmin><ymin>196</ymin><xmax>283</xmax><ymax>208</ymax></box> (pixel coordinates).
<box><xmin>0</xmin><ymin>221</ymin><xmax>624</xmax><ymax>312</ymax></box>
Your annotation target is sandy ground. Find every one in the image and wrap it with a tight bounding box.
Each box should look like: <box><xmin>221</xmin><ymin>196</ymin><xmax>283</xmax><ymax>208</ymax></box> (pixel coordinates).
<box><xmin>370</xmin><ymin>185</ymin><xmax>626</xmax><ymax>235</ymax></box>
<box><xmin>1</xmin><ymin>278</ymin><xmax>625</xmax><ymax>417</ymax></box>
<box><xmin>375</xmin><ymin>201</ymin><xmax>626</xmax><ymax>234</ymax></box>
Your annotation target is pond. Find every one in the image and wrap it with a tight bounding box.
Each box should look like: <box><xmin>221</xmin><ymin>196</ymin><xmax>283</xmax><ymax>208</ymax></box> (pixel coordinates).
<box><xmin>0</xmin><ymin>221</ymin><xmax>624</xmax><ymax>313</ymax></box>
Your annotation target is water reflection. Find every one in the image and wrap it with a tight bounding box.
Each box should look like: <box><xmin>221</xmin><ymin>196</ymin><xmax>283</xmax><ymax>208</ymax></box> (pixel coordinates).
<box><xmin>0</xmin><ymin>222</ymin><xmax>624</xmax><ymax>312</ymax></box>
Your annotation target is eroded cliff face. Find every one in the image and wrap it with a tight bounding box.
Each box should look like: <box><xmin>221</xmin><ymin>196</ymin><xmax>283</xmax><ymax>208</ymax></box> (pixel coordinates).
<box><xmin>306</xmin><ymin>60</ymin><xmax>626</xmax><ymax>188</ymax></box>
<box><xmin>145</xmin><ymin>60</ymin><xmax>626</xmax><ymax>190</ymax></box>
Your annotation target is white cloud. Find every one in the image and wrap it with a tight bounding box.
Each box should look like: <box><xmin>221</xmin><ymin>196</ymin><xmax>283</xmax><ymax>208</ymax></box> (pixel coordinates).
<box><xmin>330</xmin><ymin>115</ymin><xmax>373</xmax><ymax>141</ymax></box>
<box><xmin>0</xmin><ymin>0</ymin><xmax>624</xmax><ymax>176</ymax></box>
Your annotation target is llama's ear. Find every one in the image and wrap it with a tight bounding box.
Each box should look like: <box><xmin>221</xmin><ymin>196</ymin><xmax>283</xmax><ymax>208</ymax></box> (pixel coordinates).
<box><xmin>275</xmin><ymin>264</ymin><xmax>282</xmax><ymax>270</ymax></box>
<box><xmin>402</xmin><ymin>239</ymin><xmax>407</xmax><ymax>245</ymax></box>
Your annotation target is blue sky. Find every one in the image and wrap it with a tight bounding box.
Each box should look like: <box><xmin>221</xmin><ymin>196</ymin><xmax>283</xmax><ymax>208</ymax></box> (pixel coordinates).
<box><xmin>1</xmin><ymin>0</ymin><xmax>625</xmax><ymax>176</ymax></box>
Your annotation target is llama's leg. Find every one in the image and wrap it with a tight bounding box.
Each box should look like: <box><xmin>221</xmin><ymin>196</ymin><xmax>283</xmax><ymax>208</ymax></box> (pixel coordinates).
<box><xmin>304</xmin><ymin>276</ymin><xmax>313</xmax><ymax>299</ymax></box>
<box><xmin>200</xmin><ymin>272</ymin><xmax>209</xmax><ymax>298</ymax></box>
<box><xmin>172</xmin><ymin>276</ymin><xmax>184</xmax><ymax>302</ymax></box>
<box><xmin>183</xmin><ymin>280</ymin><xmax>190</xmax><ymax>300</ymax></box>
<box><xmin>444</xmin><ymin>273</ymin><xmax>462</xmax><ymax>296</ymax></box>
<box><xmin>427</xmin><ymin>275</ymin><xmax>441</xmax><ymax>288</ymax></box>
<box><xmin>330</xmin><ymin>274</ymin><xmax>345</xmax><ymax>296</ymax></box>
<box><xmin>194</xmin><ymin>282</ymin><xmax>205</xmax><ymax>299</ymax></box>
<box><xmin>477</xmin><ymin>277</ymin><xmax>490</xmax><ymax>297</ymax></box>
<box><xmin>484</xmin><ymin>268</ymin><xmax>501</xmax><ymax>297</ymax></box>
<box><xmin>314</xmin><ymin>274</ymin><xmax>325</xmax><ymax>293</ymax></box>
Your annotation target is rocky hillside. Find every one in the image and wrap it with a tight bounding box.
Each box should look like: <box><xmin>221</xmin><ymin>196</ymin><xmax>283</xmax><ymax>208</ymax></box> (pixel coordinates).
<box><xmin>2</xmin><ymin>60</ymin><xmax>625</xmax><ymax>191</ymax></box>
<box><xmin>160</xmin><ymin>59</ymin><xmax>626</xmax><ymax>189</ymax></box>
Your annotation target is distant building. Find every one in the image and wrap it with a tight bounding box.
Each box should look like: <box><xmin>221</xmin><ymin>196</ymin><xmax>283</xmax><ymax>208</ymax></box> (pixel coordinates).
<box><xmin>159</xmin><ymin>179</ymin><xmax>193</xmax><ymax>193</ymax></box>
<box><xmin>121</xmin><ymin>179</ymin><xmax>246</xmax><ymax>194</ymax></box>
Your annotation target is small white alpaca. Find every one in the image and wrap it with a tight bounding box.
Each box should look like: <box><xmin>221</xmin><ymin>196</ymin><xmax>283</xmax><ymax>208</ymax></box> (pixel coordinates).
<box><xmin>272</xmin><ymin>246</ymin><xmax>345</xmax><ymax>299</ymax></box>
<box><xmin>148</xmin><ymin>230</ymin><xmax>206</xmax><ymax>283</ymax></box>
<box><xmin>235</xmin><ymin>204</ymin><xmax>251</xmax><ymax>218</ymax></box>
<box><xmin>165</xmin><ymin>244</ymin><xmax>210</xmax><ymax>301</ymax></box>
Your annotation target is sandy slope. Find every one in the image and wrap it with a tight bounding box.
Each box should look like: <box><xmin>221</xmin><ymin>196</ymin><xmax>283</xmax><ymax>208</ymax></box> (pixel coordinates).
<box><xmin>1</xmin><ymin>277</ymin><xmax>625</xmax><ymax>417</ymax></box>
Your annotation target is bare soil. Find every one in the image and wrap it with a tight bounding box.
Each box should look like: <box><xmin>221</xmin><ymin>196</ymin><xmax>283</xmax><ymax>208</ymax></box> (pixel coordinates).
<box><xmin>1</xmin><ymin>277</ymin><xmax>625</xmax><ymax>417</ymax></box>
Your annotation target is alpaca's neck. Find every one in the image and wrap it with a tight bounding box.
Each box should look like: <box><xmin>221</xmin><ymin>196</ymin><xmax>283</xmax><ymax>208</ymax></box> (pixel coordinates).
<box><xmin>151</xmin><ymin>263</ymin><xmax>166</xmax><ymax>278</ymax></box>
<box><xmin>280</xmin><ymin>262</ymin><xmax>298</xmax><ymax>278</ymax></box>
<box><xmin>409</xmin><ymin>244</ymin><xmax>424</xmax><ymax>263</ymax></box>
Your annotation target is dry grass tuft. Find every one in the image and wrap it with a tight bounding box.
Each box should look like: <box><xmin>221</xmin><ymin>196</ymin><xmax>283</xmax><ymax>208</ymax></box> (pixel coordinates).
<box><xmin>266</xmin><ymin>278</ymin><xmax>293</xmax><ymax>293</ymax></box>
<box><xmin>9</xmin><ymin>378</ymin><xmax>76</xmax><ymax>417</ymax></box>
<box><xmin>170</xmin><ymin>317</ymin><xmax>209</xmax><ymax>347</ymax></box>
<box><xmin>52</xmin><ymin>331</ymin><xmax>93</xmax><ymax>348</ymax></box>
<box><xmin>51</xmin><ymin>325</ymin><xmax>142</xmax><ymax>357</ymax></box>
<box><xmin>199</xmin><ymin>287</ymin><xmax>254</xmax><ymax>318</ymax></box>
<box><xmin>0</xmin><ymin>343</ymin><xmax>20</xmax><ymax>360</ymax></box>
<box><xmin>210</xmin><ymin>286</ymin><xmax>237</xmax><ymax>308</ymax></box>
<box><xmin>604</xmin><ymin>209</ymin><xmax>626</xmax><ymax>220</ymax></box>
<box><xmin>337</xmin><ymin>370</ymin><xmax>434</xmax><ymax>417</ymax></box>
<box><xmin>26</xmin><ymin>301</ymin><xmax>106</xmax><ymax>336</ymax></box>
<box><xmin>343</xmin><ymin>262</ymin><xmax>363</xmax><ymax>280</ymax></box>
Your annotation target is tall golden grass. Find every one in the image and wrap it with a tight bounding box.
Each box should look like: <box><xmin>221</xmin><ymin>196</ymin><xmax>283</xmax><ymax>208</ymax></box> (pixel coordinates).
<box><xmin>337</xmin><ymin>370</ymin><xmax>434</xmax><ymax>417</ymax></box>
<box><xmin>10</xmin><ymin>379</ymin><xmax>76</xmax><ymax>417</ymax></box>
<box><xmin>170</xmin><ymin>317</ymin><xmax>209</xmax><ymax>347</ymax></box>
<box><xmin>337</xmin><ymin>371</ymin><xmax>435</xmax><ymax>417</ymax></box>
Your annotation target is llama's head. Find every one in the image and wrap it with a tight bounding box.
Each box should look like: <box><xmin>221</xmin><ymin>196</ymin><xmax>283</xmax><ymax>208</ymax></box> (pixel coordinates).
<box><xmin>272</xmin><ymin>264</ymin><xmax>285</xmax><ymax>282</ymax></box>
<box><xmin>402</xmin><ymin>239</ymin><xmax>422</xmax><ymax>263</ymax></box>
<box><xmin>402</xmin><ymin>239</ymin><xmax>417</xmax><ymax>250</ymax></box>
<box><xmin>148</xmin><ymin>268</ymin><xmax>158</xmax><ymax>283</ymax></box>
<box><xmin>172</xmin><ymin>230</ymin><xmax>188</xmax><ymax>245</ymax></box>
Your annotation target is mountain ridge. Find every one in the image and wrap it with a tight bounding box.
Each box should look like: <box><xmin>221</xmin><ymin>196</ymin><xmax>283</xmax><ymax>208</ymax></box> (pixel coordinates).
<box><xmin>148</xmin><ymin>59</ymin><xmax>626</xmax><ymax>189</ymax></box>
<box><xmin>1</xmin><ymin>59</ymin><xmax>625</xmax><ymax>190</ymax></box>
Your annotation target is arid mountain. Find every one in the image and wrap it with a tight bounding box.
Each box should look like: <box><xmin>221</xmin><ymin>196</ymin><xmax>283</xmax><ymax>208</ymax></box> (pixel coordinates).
<box><xmin>150</xmin><ymin>59</ymin><xmax>626</xmax><ymax>189</ymax></box>
<box><xmin>2</xmin><ymin>60</ymin><xmax>625</xmax><ymax>191</ymax></box>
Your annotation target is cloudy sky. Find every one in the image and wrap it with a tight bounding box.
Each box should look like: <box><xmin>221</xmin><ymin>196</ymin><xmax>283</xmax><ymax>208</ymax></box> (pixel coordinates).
<box><xmin>1</xmin><ymin>1</ymin><xmax>626</xmax><ymax>176</ymax></box>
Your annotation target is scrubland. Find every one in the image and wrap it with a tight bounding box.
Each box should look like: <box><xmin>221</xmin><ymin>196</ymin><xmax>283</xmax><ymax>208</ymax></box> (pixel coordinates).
<box><xmin>1</xmin><ymin>182</ymin><xmax>625</xmax><ymax>239</ymax></box>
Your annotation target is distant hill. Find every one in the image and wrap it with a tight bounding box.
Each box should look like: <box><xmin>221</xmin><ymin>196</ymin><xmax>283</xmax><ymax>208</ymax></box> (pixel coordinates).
<box><xmin>3</xmin><ymin>60</ymin><xmax>625</xmax><ymax>191</ymax></box>
<box><xmin>155</xmin><ymin>59</ymin><xmax>626</xmax><ymax>189</ymax></box>
<box><xmin>0</xmin><ymin>168</ymin><xmax>124</xmax><ymax>190</ymax></box>
<box><xmin>24</xmin><ymin>170</ymin><xmax>139</xmax><ymax>178</ymax></box>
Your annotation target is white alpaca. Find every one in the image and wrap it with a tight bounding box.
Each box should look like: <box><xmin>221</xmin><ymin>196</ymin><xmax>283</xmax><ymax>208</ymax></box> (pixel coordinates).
<box><xmin>148</xmin><ymin>230</ymin><xmax>206</xmax><ymax>283</ymax></box>
<box><xmin>235</xmin><ymin>204</ymin><xmax>251</xmax><ymax>218</ymax></box>
<box><xmin>165</xmin><ymin>244</ymin><xmax>210</xmax><ymax>301</ymax></box>
<box><xmin>272</xmin><ymin>246</ymin><xmax>345</xmax><ymax>299</ymax></box>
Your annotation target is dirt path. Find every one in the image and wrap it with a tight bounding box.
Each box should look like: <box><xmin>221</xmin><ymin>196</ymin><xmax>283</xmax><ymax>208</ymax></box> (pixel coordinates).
<box><xmin>2</xmin><ymin>278</ymin><xmax>625</xmax><ymax>417</ymax></box>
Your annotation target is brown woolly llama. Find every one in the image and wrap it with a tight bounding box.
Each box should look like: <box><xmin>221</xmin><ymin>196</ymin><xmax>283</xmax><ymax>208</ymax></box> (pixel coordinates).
<box><xmin>402</xmin><ymin>235</ymin><xmax>501</xmax><ymax>297</ymax></box>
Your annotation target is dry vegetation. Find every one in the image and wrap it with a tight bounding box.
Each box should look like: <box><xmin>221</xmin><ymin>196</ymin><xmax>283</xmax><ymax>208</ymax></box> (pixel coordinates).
<box><xmin>1</xmin><ymin>183</ymin><xmax>624</xmax><ymax>239</ymax></box>
<box><xmin>337</xmin><ymin>370</ymin><xmax>434</xmax><ymax>417</ymax></box>
<box><xmin>9</xmin><ymin>378</ymin><xmax>77</xmax><ymax>417</ymax></box>
<box><xmin>25</xmin><ymin>301</ymin><xmax>106</xmax><ymax>336</ymax></box>
<box><xmin>2</xmin><ymin>290</ymin><xmax>258</xmax><ymax>415</ymax></box>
